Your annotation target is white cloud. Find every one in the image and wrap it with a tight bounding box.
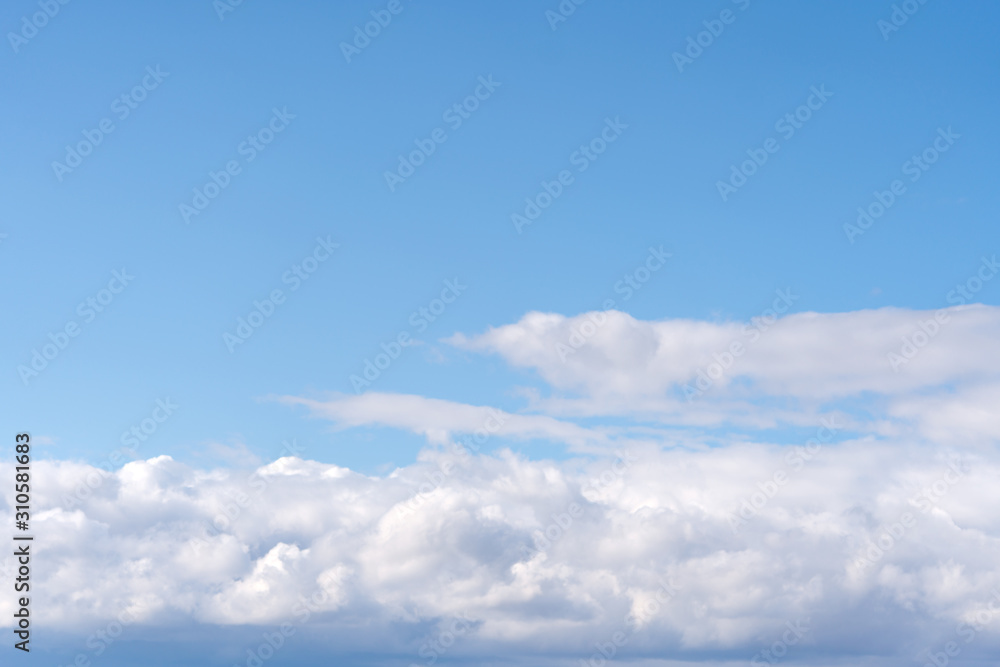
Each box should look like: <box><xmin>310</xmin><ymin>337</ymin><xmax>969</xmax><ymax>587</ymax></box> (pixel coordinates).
<box><xmin>888</xmin><ymin>381</ymin><xmax>1000</xmax><ymax>445</ymax></box>
<box><xmin>449</xmin><ymin>305</ymin><xmax>1000</xmax><ymax>402</ymax></box>
<box><xmin>3</xmin><ymin>442</ymin><xmax>1000</xmax><ymax>662</ymax></box>
<box><xmin>272</xmin><ymin>391</ymin><xmax>615</xmax><ymax>452</ymax></box>
<box><xmin>9</xmin><ymin>306</ymin><xmax>1000</xmax><ymax>665</ymax></box>
<box><xmin>444</xmin><ymin>306</ymin><xmax>1000</xmax><ymax>447</ymax></box>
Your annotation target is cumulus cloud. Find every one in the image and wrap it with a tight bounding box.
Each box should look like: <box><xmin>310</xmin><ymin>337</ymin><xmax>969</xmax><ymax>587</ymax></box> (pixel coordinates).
<box><xmin>3</xmin><ymin>442</ymin><xmax>1000</xmax><ymax>664</ymax></box>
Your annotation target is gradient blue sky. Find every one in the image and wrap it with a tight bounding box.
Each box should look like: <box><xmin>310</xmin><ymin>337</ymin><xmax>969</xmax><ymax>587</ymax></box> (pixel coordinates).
<box><xmin>3</xmin><ymin>0</ymin><xmax>998</xmax><ymax>474</ymax></box>
<box><xmin>7</xmin><ymin>3</ymin><xmax>1000</xmax><ymax>667</ymax></box>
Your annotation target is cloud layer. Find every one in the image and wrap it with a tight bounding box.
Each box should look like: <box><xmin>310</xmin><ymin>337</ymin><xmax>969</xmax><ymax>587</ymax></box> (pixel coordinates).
<box><xmin>450</xmin><ymin>305</ymin><xmax>1000</xmax><ymax>440</ymax></box>
<box><xmin>450</xmin><ymin>305</ymin><xmax>1000</xmax><ymax>397</ymax></box>
<box><xmin>7</xmin><ymin>305</ymin><xmax>1000</xmax><ymax>665</ymax></box>
<box><xmin>4</xmin><ymin>441</ymin><xmax>1000</xmax><ymax>664</ymax></box>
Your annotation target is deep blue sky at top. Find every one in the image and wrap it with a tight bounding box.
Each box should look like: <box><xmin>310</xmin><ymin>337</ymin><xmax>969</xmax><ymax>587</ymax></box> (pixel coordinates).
<box><xmin>2</xmin><ymin>0</ymin><xmax>997</xmax><ymax>473</ymax></box>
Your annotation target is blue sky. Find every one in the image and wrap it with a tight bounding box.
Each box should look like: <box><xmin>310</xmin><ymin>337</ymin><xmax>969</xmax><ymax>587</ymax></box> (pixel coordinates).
<box><xmin>3</xmin><ymin>0</ymin><xmax>997</xmax><ymax>474</ymax></box>
<box><xmin>4</xmin><ymin>2</ymin><xmax>1000</xmax><ymax>665</ymax></box>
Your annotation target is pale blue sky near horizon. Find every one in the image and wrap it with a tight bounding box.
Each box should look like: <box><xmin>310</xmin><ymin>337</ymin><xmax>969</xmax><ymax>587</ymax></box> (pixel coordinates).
<box><xmin>3</xmin><ymin>0</ymin><xmax>998</xmax><ymax>475</ymax></box>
